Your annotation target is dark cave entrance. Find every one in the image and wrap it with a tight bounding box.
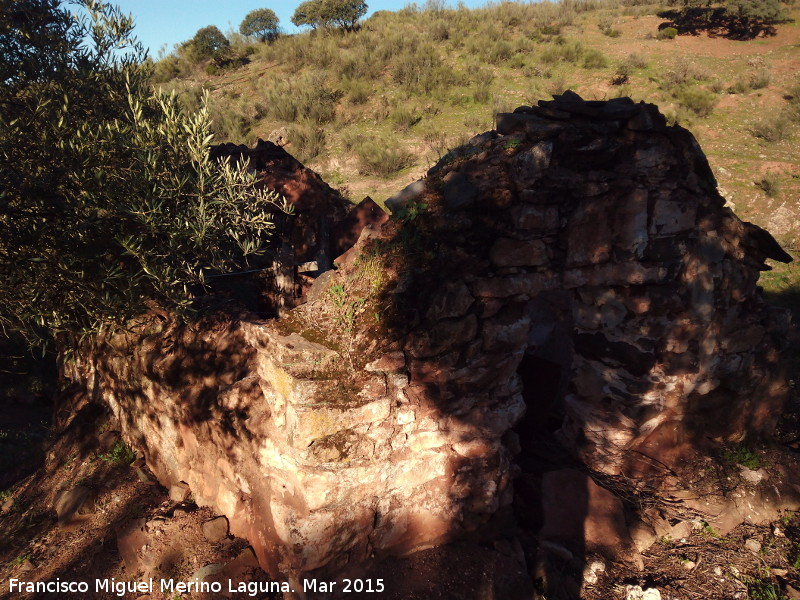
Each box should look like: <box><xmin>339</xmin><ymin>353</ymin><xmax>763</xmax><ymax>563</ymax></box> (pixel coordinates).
<box><xmin>516</xmin><ymin>354</ymin><xmax>565</xmax><ymax>436</ymax></box>
<box><xmin>511</xmin><ymin>291</ymin><xmax>579</xmax><ymax>533</ymax></box>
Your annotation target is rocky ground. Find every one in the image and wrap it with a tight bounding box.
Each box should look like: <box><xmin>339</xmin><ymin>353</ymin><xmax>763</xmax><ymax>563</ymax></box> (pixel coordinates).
<box><xmin>3</xmin><ymin>401</ymin><xmax>800</xmax><ymax>600</ymax></box>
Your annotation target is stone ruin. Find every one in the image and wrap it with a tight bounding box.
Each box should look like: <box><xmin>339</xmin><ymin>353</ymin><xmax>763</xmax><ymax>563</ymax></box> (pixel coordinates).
<box><xmin>64</xmin><ymin>92</ymin><xmax>794</xmax><ymax>598</ymax></box>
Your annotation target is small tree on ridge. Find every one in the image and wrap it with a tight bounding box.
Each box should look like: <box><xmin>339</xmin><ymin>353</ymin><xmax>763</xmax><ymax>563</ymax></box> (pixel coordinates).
<box><xmin>291</xmin><ymin>0</ymin><xmax>367</xmax><ymax>31</ymax></box>
<box><xmin>239</xmin><ymin>8</ymin><xmax>280</xmax><ymax>42</ymax></box>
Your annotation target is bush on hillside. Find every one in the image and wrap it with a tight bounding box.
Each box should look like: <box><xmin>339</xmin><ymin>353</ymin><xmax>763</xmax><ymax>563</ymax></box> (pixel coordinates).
<box><xmin>657</xmin><ymin>26</ymin><xmax>678</xmax><ymax>39</ymax></box>
<box><xmin>756</xmin><ymin>174</ymin><xmax>781</xmax><ymax>197</ymax></box>
<box><xmin>582</xmin><ymin>48</ymin><xmax>608</xmax><ymax>69</ymax></box>
<box><xmin>263</xmin><ymin>72</ymin><xmax>340</xmax><ymax>124</ymax></box>
<box><xmin>674</xmin><ymin>86</ymin><xmax>718</xmax><ymax>117</ymax></box>
<box><xmin>288</xmin><ymin>125</ymin><xmax>326</xmax><ymax>161</ymax></box>
<box><xmin>729</xmin><ymin>68</ymin><xmax>771</xmax><ymax>93</ymax></box>
<box><xmin>352</xmin><ymin>139</ymin><xmax>414</xmax><ymax>177</ymax></box>
<box><xmin>750</xmin><ymin>113</ymin><xmax>792</xmax><ymax>142</ymax></box>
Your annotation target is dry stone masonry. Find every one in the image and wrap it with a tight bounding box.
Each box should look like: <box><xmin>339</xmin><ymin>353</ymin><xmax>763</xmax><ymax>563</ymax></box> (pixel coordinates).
<box><xmin>65</xmin><ymin>92</ymin><xmax>793</xmax><ymax>597</ymax></box>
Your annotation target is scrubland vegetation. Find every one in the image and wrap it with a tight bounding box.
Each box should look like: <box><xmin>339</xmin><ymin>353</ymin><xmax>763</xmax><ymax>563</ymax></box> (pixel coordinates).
<box><xmin>151</xmin><ymin>0</ymin><xmax>798</xmax><ymax>226</ymax></box>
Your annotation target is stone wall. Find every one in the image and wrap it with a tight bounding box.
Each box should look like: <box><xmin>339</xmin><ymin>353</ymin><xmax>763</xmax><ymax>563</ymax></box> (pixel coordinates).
<box><xmin>65</xmin><ymin>92</ymin><xmax>792</xmax><ymax>596</ymax></box>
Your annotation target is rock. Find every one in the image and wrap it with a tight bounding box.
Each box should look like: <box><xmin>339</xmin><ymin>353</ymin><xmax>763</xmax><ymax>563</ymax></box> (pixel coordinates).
<box><xmin>192</xmin><ymin>562</ymin><xmax>223</xmax><ymax>581</ymax></box>
<box><xmin>540</xmin><ymin>470</ymin><xmax>637</xmax><ymax>562</ymax></box>
<box><xmin>267</xmin><ymin>126</ymin><xmax>289</xmax><ymax>146</ymax></box>
<box><xmin>221</xmin><ymin>547</ymin><xmax>261</xmax><ymax>581</ymax></box>
<box><xmin>442</xmin><ymin>171</ymin><xmax>478</xmax><ymax>210</ymax></box>
<box><xmin>583</xmin><ymin>559</ymin><xmax>606</xmax><ymax>585</ymax></box>
<box><xmin>385</xmin><ymin>179</ymin><xmax>426</xmax><ymax>213</ymax></box>
<box><xmin>425</xmin><ymin>280</ymin><xmax>474</xmax><ymax>320</ymax></box>
<box><xmin>739</xmin><ymin>466</ymin><xmax>766</xmax><ymax>485</ymax></box>
<box><xmin>489</xmin><ymin>238</ymin><xmax>548</xmax><ymax>267</ymax></box>
<box><xmin>625</xmin><ymin>585</ymin><xmax>661</xmax><ymax>600</ymax></box>
<box><xmin>54</xmin><ymin>485</ymin><xmax>95</xmax><ymax>523</ymax></box>
<box><xmin>744</xmin><ymin>538</ymin><xmax>762</xmax><ymax>553</ymax></box>
<box><xmin>365</xmin><ymin>351</ymin><xmax>406</xmax><ymax>373</ymax></box>
<box><xmin>669</xmin><ymin>520</ymin><xmax>693</xmax><ymax>541</ymax></box>
<box><xmin>116</xmin><ymin>518</ymin><xmax>150</xmax><ymax>574</ymax></box>
<box><xmin>202</xmin><ymin>516</ymin><xmax>229</xmax><ymax>542</ymax></box>
<box><xmin>629</xmin><ymin>521</ymin><xmax>658</xmax><ymax>552</ymax></box>
<box><xmin>169</xmin><ymin>482</ymin><xmax>191</xmax><ymax>503</ymax></box>
<box><xmin>98</xmin><ymin>430</ymin><xmax>120</xmax><ymax>452</ymax></box>
<box><xmin>331</xmin><ymin>196</ymin><xmax>389</xmax><ymax>258</ymax></box>
<box><xmin>134</xmin><ymin>466</ymin><xmax>157</xmax><ymax>484</ymax></box>
<box><xmin>786</xmin><ymin>584</ymin><xmax>800</xmax><ymax>600</ymax></box>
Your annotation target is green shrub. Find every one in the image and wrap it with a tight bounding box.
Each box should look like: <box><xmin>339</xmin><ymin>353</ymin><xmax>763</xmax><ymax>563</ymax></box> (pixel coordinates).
<box><xmin>674</xmin><ymin>86</ymin><xmax>718</xmax><ymax>117</ymax></box>
<box><xmin>598</xmin><ymin>17</ymin><xmax>622</xmax><ymax>37</ymax></box>
<box><xmin>430</xmin><ymin>19</ymin><xmax>450</xmax><ymax>41</ymax></box>
<box><xmin>263</xmin><ymin>72</ymin><xmax>340</xmax><ymax>124</ymax></box>
<box><xmin>750</xmin><ymin>113</ymin><xmax>792</xmax><ymax>142</ymax></box>
<box><xmin>343</xmin><ymin>79</ymin><xmax>371</xmax><ymax>104</ymax></box>
<box><xmin>612</xmin><ymin>64</ymin><xmax>631</xmax><ymax>86</ymax></box>
<box><xmin>485</xmin><ymin>40</ymin><xmax>514</xmax><ymax>65</ymax></box>
<box><xmin>723</xmin><ymin>445</ymin><xmax>761</xmax><ymax>470</ymax></box>
<box><xmin>749</xmin><ymin>68</ymin><xmax>771</xmax><ymax>89</ymax></box>
<box><xmin>728</xmin><ymin>77</ymin><xmax>750</xmax><ymax>95</ymax></box>
<box><xmin>756</xmin><ymin>174</ymin><xmax>781</xmax><ymax>198</ymax></box>
<box><xmin>729</xmin><ymin>69</ymin><xmax>772</xmax><ymax>94</ymax></box>
<box><xmin>188</xmin><ymin>25</ymin><xmax>230</xmax><ymax>62</ymax></box>
<box><xmin>152</xmin><ymin>55</ymin><xmax>193</xmax><ymax>83</ymax></box>
<box><xmin>467</xmin><ymin>64</ymin><xmax>495</xmax><ymax>88</ymax></box>
<box><xmin>292</xmin><ymin>0</ymin><xmax>367</xmax><ymax>31</ymax></box>
<box><xmin>540</xmin><ymin>39</ymin><xmax>585</xmax><ymax>65</ymax></box>
<box><xmin>473</xmin><ymin>85</ymin><xmax>492</xmax><ymax>104</ymax></box>
<box><xmin>99</xmin><ymin>440</ymin><xmax>136</xmax><ymax>465</ymax></box>
<box><xmin>353</xmin><ymin>140</ymin><xmax>414</xmax><ymax>177</ymax></box>
<box><xmin>391</xmin><ymin>42</ymin><xmax>460</xmax><ymax>96</ymax></box>
<box><xmin>788</xmin><ymin>81</ymin><xmax>800</xmax><ymax>122</ymax></box>
<box><xmin>624</xmin><ymin>52</ymin><xmax>648</xmax><ymax>69</ymax></box>
<box><xmin>657</xmin><ymin>26</ymin><xmax>678</xmax><ymax>39</ymax></box>
<box><xmin>389</xmin><ymin>105</ymin><xmax>422</xmax><ymax>131</ymax></box>
<box><xmin>288</xmin><ymin>125</ymin><xmax>326</xmax><ymax>162</ymax></box>
<box><xmin>582</xmin><ymin>48</ymin><xmax>608</xmax><ymax>69</ymax></box>
<box><xmin>208</xmin><ymin>103</ymin><xmax>250</xmax><ymax>142</ymax></box>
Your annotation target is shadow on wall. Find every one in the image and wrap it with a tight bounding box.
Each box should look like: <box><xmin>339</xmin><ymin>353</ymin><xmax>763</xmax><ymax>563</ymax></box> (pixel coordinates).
<box><xmin>371</xmin><ymin>91</ymin><xmax>792</xmax><ymax>598</ymax></box>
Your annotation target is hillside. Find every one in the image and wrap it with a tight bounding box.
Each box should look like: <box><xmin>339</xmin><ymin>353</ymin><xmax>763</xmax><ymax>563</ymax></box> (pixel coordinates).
<box><xmin>156</xmin><ymin>0</ymin><xmax>800</xmax><ymax>298</ymax></box>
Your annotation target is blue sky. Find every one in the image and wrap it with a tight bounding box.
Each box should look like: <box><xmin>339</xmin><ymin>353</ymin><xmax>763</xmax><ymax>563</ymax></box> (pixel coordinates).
<box><xmin>109</xmin><ymin>0</ymin><xmax>490</xmax><ymax>57</ymax></box>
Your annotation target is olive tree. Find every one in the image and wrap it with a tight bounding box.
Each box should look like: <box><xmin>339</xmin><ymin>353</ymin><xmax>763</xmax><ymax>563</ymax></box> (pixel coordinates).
<box><xmin>0</xmin><ymin>0</ymin><xmax>289</xmax><ymax>350</ymax></box>
<box><xmin>239</xmin><ymin>8</ymin><xmax>280</xmax><ymax>42</ymax></box>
